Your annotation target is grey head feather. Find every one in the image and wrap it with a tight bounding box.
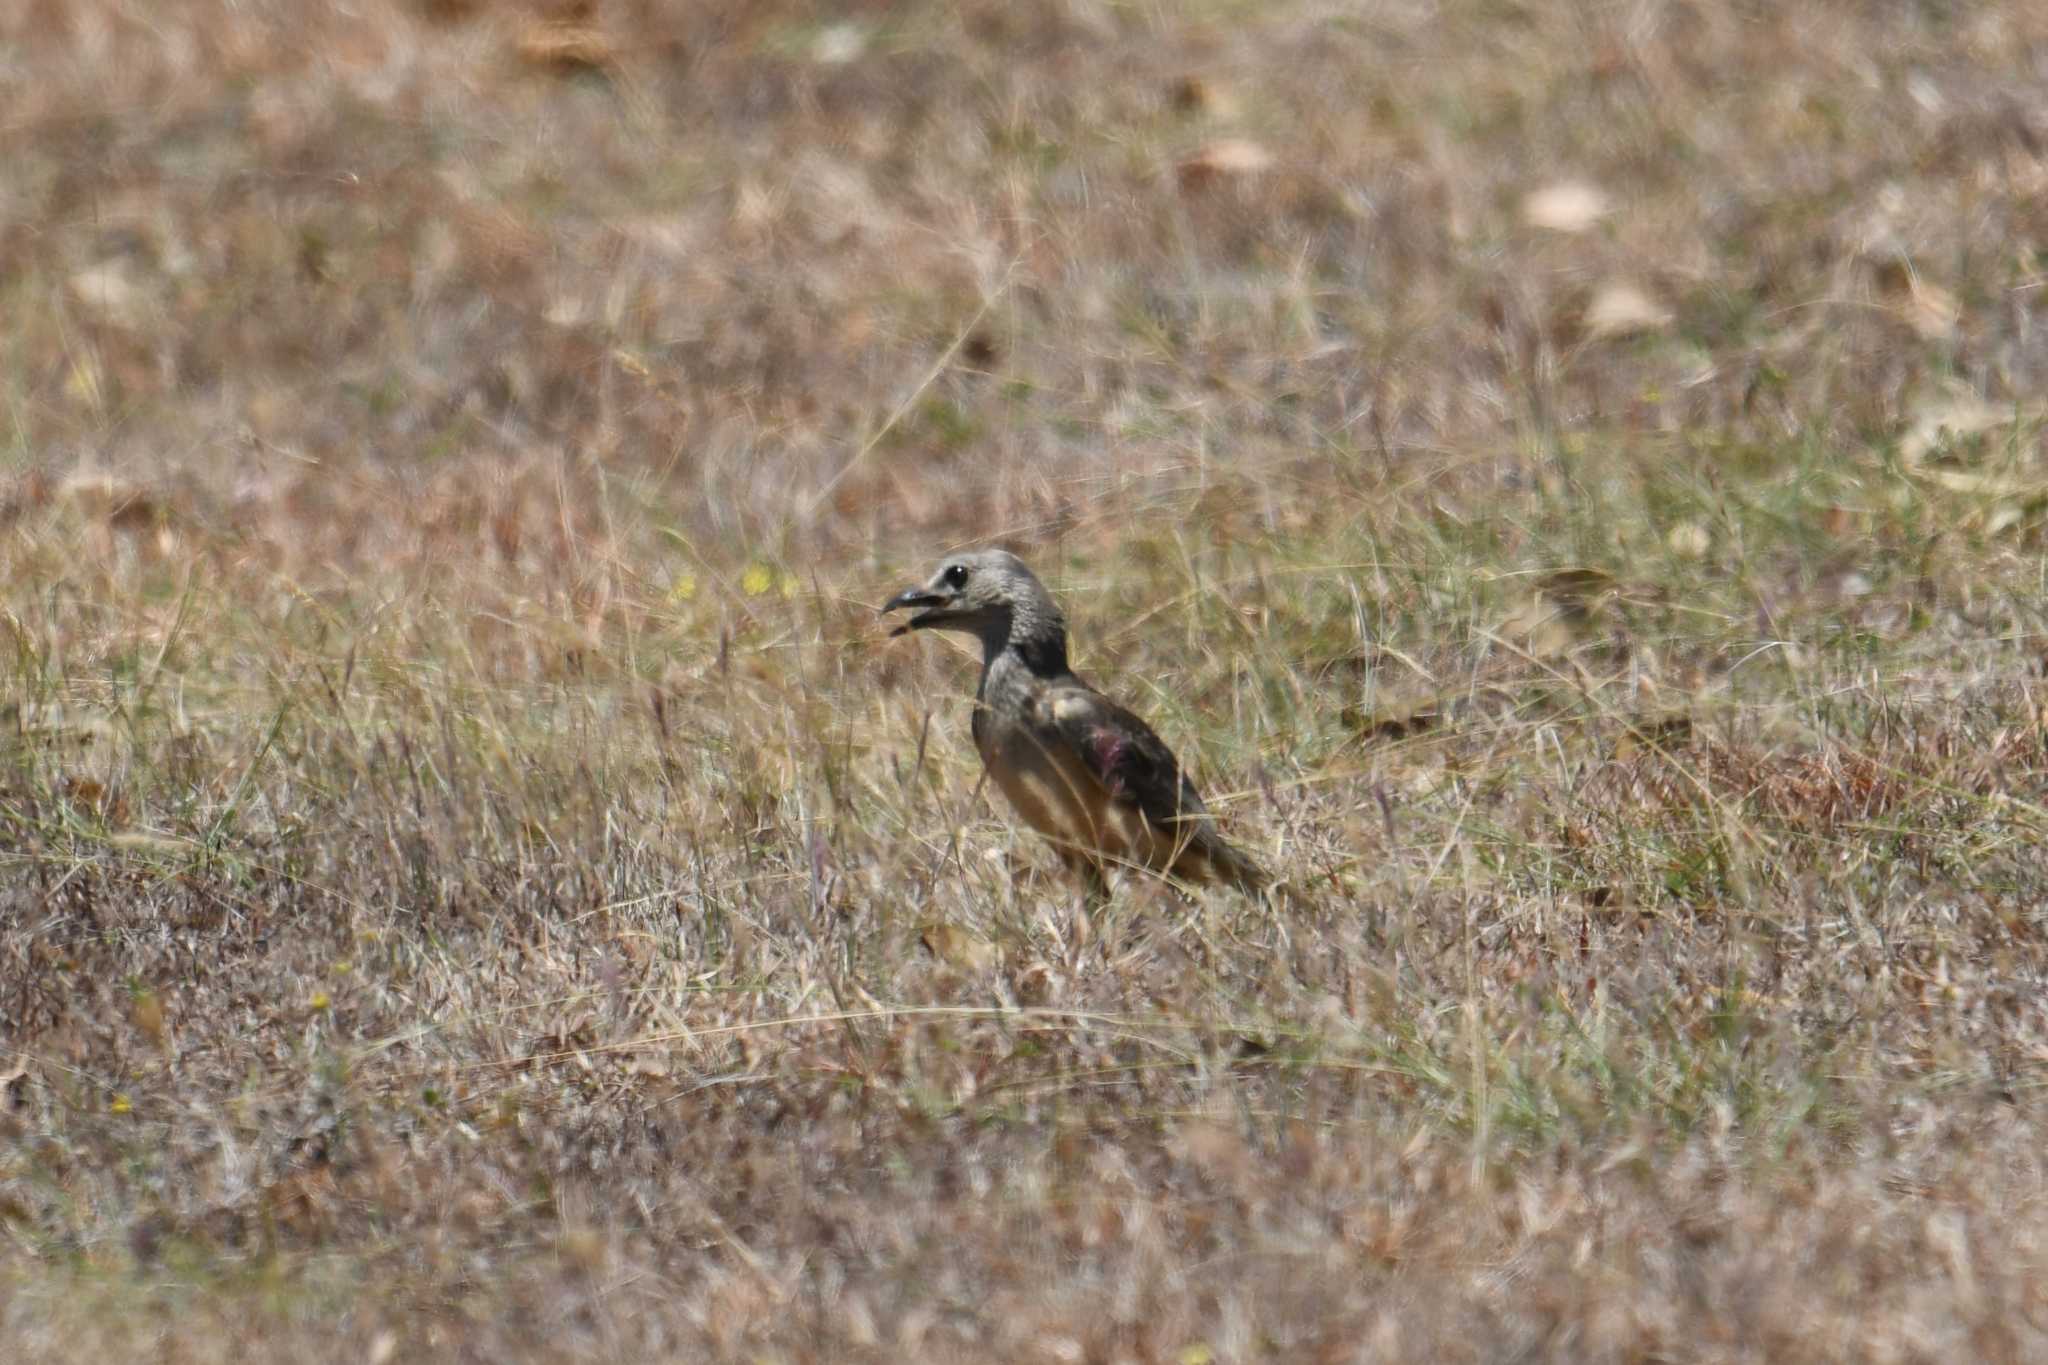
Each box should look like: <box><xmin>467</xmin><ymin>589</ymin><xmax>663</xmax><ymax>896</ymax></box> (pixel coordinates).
<box><xmin>880</xmin><ymin>549</ymin><xmax>1069</xmax><ymax>669</ymax></box>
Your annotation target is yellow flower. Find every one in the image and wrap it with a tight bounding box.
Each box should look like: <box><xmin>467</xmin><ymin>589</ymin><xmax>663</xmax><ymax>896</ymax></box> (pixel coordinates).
<box><xmin>741</xmin><ymin>564</ymin><xmax>775</xmax><ymax>596</ymax></box>
<box><xmin>668</xmin><ymin>573</ymin><xmax>698</xmax><ymax>603</ymax></box>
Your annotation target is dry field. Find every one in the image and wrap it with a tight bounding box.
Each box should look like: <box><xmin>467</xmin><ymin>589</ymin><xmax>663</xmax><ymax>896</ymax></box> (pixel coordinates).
<box><xmin>6</xmin><ymin>0</ymin><xmax>2048</xmax><ymax>1359</ymax></box>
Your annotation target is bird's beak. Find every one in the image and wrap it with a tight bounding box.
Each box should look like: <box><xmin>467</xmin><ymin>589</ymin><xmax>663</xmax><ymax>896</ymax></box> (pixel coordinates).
<box><xmin>881</xmin><ymin>585</ymin><xmax>950</xmax><ymax>637</ymax></box>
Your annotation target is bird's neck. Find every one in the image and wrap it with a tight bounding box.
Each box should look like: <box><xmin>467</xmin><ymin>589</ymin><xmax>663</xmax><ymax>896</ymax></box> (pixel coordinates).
<box><xmin>975</xmin><ymin>613</ymin><xmax>1070</xmax><ymax>698</ymax></box>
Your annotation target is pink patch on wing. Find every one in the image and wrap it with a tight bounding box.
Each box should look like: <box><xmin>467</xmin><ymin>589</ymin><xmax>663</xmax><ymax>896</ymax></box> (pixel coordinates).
<box><xmin>1090</xmin><ymin>730</ymin><xmax>1129</xmax><ymax>794</ymax></box>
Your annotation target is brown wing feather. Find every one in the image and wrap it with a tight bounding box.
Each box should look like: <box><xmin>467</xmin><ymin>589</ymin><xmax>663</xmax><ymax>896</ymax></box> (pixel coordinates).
<box><xmin>1044</xmin><ymin>684</ymin><xmax>1268</xmax><ymax>893</ymax></box>
<box><xmin>1048</xmin><ymin>689</ymin><xmax>1207</xmax><ymax>829</ymax></box>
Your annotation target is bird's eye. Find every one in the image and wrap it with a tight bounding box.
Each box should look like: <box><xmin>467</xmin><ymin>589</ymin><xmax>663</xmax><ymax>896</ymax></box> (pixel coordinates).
<box><xmin>942</xmin><ymin>564</ymin><xmax>970</xmax><ymax>589</ymax></box>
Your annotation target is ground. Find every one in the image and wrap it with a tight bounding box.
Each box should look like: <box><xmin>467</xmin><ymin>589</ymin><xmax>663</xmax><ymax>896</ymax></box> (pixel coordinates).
<box><xmin>4</xmin><ymin>1</ymin><xmax>2048</xmax><ymax>1360</ymax></box>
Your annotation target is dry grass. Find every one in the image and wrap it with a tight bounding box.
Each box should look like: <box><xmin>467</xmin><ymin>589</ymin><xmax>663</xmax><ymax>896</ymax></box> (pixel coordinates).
<box><xmin>6</xmin><ymin>0</ymin><xmax>2048</xmax><ymax>1359</ymax></box>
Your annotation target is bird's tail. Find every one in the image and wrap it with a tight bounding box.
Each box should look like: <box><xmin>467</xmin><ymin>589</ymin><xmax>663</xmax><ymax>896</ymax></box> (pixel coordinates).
<box><xmin>1193</xmin><ymin>826</ymin><xmax>1323</xmax><ymax>911</ymax></box>
<box><xmin>1194</xmin><ymin>826</ymin><xmax>1271</xmax><ymax>899</ymax></box>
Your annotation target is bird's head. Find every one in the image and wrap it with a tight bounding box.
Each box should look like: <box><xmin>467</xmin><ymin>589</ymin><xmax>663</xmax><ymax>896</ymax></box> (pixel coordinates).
<box><xmin>881</xmin><ymin>549</ymin><xmax>1064</xmax><ymax>649</ymax></box>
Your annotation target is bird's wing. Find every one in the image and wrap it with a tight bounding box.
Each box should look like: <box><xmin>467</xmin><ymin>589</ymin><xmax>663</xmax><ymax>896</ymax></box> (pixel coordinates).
<box><xmin>1025</xmin><ymin>680</ymin><xmax>1271</xmax><ymax>896</ymax></box>
<box><xmin>1037</xmin><ymin>683</ymin><xmax>1211</xmax><ymax>836</ymax></box>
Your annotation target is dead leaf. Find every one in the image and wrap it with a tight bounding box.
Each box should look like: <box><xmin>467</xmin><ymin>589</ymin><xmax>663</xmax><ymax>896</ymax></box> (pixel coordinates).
<box><xmin>1983</xmin><ymin>501</ymin><xmax>2030</xmax><ymax>537</ymax></box>
<box><xmin>920</xmin><ymin>923</ymin><xmax>995</xmax><ymax>971</ymax></box>
<box><xmin>1498</xmin><ymin>569</ymin><xmax>1620</xmax><ymax>661</ymax></box>
<box><xmin>1873</xmin><ymin>257</ymin><xmax>1961</xmax><ymax>339</ymax></box>
<box><xmin>1169</xmin><ymin>75</ymin><xmax>1239</xmax><ymax>119</ymax></box>
<box><xmin>1523</xmin><ymin>182</ymin><xmax>1609</xmax><ymax>233</ymax></box>
<box><xmin>1583</xmin><ymin>281</ymin><xmax>1671</xmax><ymax>339</ymax></box>
<box><xmin>517</xmin><ymin>20</ymin><xmax>615</xmax><ymax>71</ymax></box>
<box><xmin>132</xmin><ymin>990</ymin><xmax>166</xmax><ymax>1047</ymax></box>
<box><xmin>1665</xmin><ymin>522</ymin><xmax>1711</xmax><ymax>559</ymax></box>
<box><xmin>1538</xmin><ymin>567</ymin><xmax>1618</xmax><ymax>614</ymax></box>
<box><xmin>58</xmin><ymin>468</ymin><xmax>162</xmax><ymax>529</ymax></box>
<box><xmin>1899</xmin><ymin>386</ymin><xmax>2034</xmax><ymax>464</ymax></box>
<box><xmin>1613</xmin><ymin>711</ymin><xmax>1693</xmax><ymax>760</ymax></box>
<box><xmin>1177</xmin><ymin>138</ymin><xmax>1273</xmax><ymax>191</ymax></box>
<box><xmin>1819</xmin><ymin>505</ymin><xmax>1863</xmax><ymax>538</ymax></box>
<box><xmin>1903</xmin><ymin>279</ymin><xmax>1959</xmax><ymax>339</ymax></box>
<box><xmin>1011</xmin><ymin>960</ymin><xmax>1061</xmax><ymax>1006</ymax></box>
<box><xmin>809</xmin><ymin>22</ymin><xmax>866</xmax><ymax>64</ymax></box>
<box><xmin>107</xmin><ymin>832</ymin><xmax>196</xmax><ymax>858</ymax></box>
<box><xmin>63</xmin><ymin>776</ymin><xmax>106</xmax><ymax>809</ymax></box>
<box><xmin>1921</xmin><ymin>468</ymin><xmax>2047</xmax><ymax>498</ymax></box>
<box><xmin>1499</xmin><ymin>596</ymin><xmax>1577</xmax><ymax>660</ymax></box>
<box><xmin>1341</xmin><ymin>693</ymin><xmax>1444</xmax><ymax>742</ymax></box>
<box><xmin>70</xmin><ymin>263</ymin><xmax>145</xmax><ymax>327</ymax></box>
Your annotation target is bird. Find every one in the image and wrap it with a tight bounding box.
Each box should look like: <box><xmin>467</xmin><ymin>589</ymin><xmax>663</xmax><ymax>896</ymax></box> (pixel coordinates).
<box><xmin>882</xmin><ymin>549</ymin><xmax>1269</xmax><ymax>900</ymax></box>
